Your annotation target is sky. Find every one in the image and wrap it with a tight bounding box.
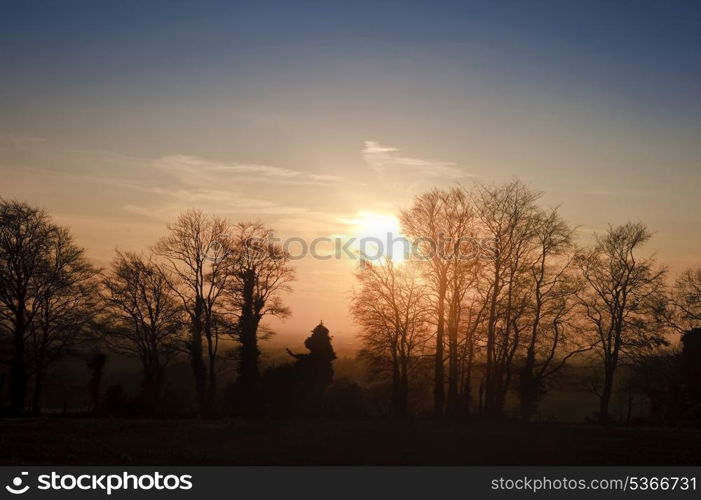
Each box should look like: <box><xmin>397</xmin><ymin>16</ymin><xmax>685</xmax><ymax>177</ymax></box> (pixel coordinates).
<box><xmin>2</xmin><ymin>0</ymin><xmax>701</xmax><ymax>350</ymax></box>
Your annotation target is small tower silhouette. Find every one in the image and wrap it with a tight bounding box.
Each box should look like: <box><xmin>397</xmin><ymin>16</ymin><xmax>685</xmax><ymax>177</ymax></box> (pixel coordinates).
<box><xmin>285</xmin><ymin>321</ymin><xmax>337</xmax><ymax>415</ymax></box>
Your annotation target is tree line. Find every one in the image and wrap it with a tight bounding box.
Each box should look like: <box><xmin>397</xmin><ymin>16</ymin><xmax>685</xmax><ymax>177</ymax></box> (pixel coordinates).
<box><xmin>0</xmin><ymin>202</ymin><xmax>293</xmax><ymax>416</ymax></box>
<box><xmin>351</xmin><ymin>180</ymin><xmax>701</xmax><ymax>423</ymax></box>
<box><xmin>2</xmin><ymin>180</ymin><xmax>700</xmax><ymax>423</ymax></box>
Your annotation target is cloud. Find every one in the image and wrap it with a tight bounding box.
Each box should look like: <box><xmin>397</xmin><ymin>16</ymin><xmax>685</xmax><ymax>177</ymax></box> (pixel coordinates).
<box><xmin>154</xmin><ymin>154</ymin><xmax>343</xmax><ymax>186</ymax></box>
<box><xmin>362</xmin><ymin>140</ymin><xmax>467</xmax><ymax>179</ymax></box>
<box><xmin>123</xmin><ymin>190</ymin><xmax>311</xmax><ymax>221</ymax></box>
<box><xmin>125</xmin><ymin>154</ymin><xmax>352</xmax><ymax>223</ymax></box>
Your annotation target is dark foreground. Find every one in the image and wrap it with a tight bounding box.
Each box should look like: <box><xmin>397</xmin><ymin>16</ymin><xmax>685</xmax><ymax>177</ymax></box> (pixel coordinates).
<box><xmin>1</xmin><ymin>418</ymin><xmax>700</xmax><ymax>466</ymax></box>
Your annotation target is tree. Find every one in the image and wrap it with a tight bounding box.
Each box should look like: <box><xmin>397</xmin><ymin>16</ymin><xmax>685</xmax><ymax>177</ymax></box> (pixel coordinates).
<box><xmin>225</xmin><ymin>222</ymin><xmax>294</xmax><ymax>411</ymax></box>
<box><xmin>515</xmin><ymin>208</ymin><xmax>588</xmax><ymax>422</ymax></box>
<box><xmin>153</xmin><ymin>209</ymin><xmax>232</xmax><ymax>412</ymax></box>
<box><xmin>455</xmin><ymin>285</ymin><xmax>489</xmax><ymax>415</ymax></box>
<box><xmin>101</xmin><ymin>251</ymin><xmax>183</xmax><ymax>412</ymax></box>
<box><xmin>400</xmin><ymin>190</ymin><xmax>448</xmax><ymax>417</ymax></box>
<box><xmin>471</xmin><ymin>180</ymin><xmax>541</xmax><ymax>417</ymax></box>
<box><xmin>399</xmin><ymin>187</ymin><xmax>476</xmax><ymax>417</ymax></box>
<box><xmin>442</xmin><ymin>189</ymin><xmax>479</xmax><ymax>416</ymax></box>
<box><xmin>351</xmin><ymin>258</ymin><xmax>432</xmax><ymax>416</ymax></box>
<box><xmin>576</xmin><ymin>222</ymin><xmax>667</xmax><ymax>423</ymax></box>
<box><xmin>27</xmin><ymin>226</ymin><xmax>99</xmax><ymax>415</ymax></box>
<box><xmin>667</xmin><ymin>268</ymin><xmax>701</xmax><ymax>332</ymax></box>
<box><xmin>0</xmin><ymin>200</ymin><xmax>97</xmax><ymax>415</ymax></box>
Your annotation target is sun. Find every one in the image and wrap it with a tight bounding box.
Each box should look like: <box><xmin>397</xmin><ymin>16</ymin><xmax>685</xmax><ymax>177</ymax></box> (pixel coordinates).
<box><xmin>345</xmin><ymin>211</ymin><xmax>407</xmax><ymax>263</ymax></box>
<box><xmin>353</xmin><ymin>212</ymin><xmax>400</xmax><ymax>240</ymax></box>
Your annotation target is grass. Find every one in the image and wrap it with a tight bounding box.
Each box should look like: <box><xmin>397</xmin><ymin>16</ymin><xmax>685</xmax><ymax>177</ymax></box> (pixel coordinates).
<box><xmin>1</xmin><ymin>417</ymin><xmax>699</xmax><ymax>465</ymax></box>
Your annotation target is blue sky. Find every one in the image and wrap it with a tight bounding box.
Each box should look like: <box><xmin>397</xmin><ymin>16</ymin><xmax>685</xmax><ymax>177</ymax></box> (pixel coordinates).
<box><xmin>3</xmin><ymin>1</ymin><xmax>700</xmax><ymax>154</ymax></box>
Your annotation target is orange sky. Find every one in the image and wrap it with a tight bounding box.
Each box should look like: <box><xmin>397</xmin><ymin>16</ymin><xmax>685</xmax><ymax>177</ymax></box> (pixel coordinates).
<box><xmin>3</xmin><ymin>2</ymin><xmax>701</xmax><ymax>350</ymax></box>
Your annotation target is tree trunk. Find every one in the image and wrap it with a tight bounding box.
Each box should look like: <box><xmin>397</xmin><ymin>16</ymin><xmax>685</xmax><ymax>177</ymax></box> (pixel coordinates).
<box><xmin>237</xmin><ymin>322</ymin><xmax>261</xmax><ymax>416</ymax></box>
<box><xmin>390</xmin><ymin>350</ymin><xmax>401</xmax><ymax>417</ymax></box>
<box><xmin>518</xmin><ymin>350</ymin><xmax>537</xmax><ymax>422</ymax></box>
<box><xmin>235</xmin><ymin>269</ymin><xmax>262</xmax><ymax>415</ymax></box>
<box><xmin>599</xmin><ymin>365</ymin><xmax>615</xmax><ymax>424</ymax></box>
<box><xmin>10</xmin><ymin>310</ymin><xmax>26</xmax><ymax>416</ymax></box>
<box><xmin>238</xmin><ymin>315</ymin><xmax>261</xmax><ymax>389</ymax></box>
<box><xmin>31</xmin><ymin>336</ymin><xmax>48</xmax><ymax>416</ymax></box>
<box><xmin>434</xmin><ymin>281</ymin><xmax>446</xmax><ymax>417</ymax></box>
<box><xmin>205</xmin><ymin>321</ymin><xmax>217</xmax><ymax>407</ymax></box>
<box><xmin>484</xmin><ymin>266</ymin><xmax>500</xmax><ymax>417</ymax></box>
<box><xmin>399</xmin><ymin>369</ymin><xmax>409</xmax><ymax>417</ymax></box>
<box><xmin>462</xmin><ymin>340</ymin><xmax>474</xmax><ymax>415</ymax></box>
<box><xmin>446</xmin><ymin>295</ymin><xmax>459</xmax><ymax>417</ymax></box>
<box><xmin>190</xmin><ymin>296</ymin><xmax>207</xmax><ymax>414</ymax></box>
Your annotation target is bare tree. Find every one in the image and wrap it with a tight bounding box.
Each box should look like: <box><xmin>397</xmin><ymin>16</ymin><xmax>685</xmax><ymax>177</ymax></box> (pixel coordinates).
<box><xmin>456</xmin><ymin>286</ymin><xmax>489</xmax><ymax>415</ymax></box>
<box><xmin>351</xmin><ymin>258</ymin><xmax>432</xmax><ymax>416</ymax></box>
<box><xmin>224</xmin><ymin>222</ymin><xmax>294</xmax><ymax>410</ymax></box>
<box><xmin>443</xmin><ymin>188</ymin><xmax>479</xmax><ymax>416</ymax></box>
<box><xmin>400</xmin><ymin>187</ymin><xmax>476</xmax><ymax>417</ymax></box>
<box><xmin>101</xmin><ymin>251</ymin><xmax>183</xmax><ymax>411</ymax></box>
<box><xmin>400</xmin><ymin>190</ymin><xmax>448</xmax><ymax>416</ymax></box>
<box><xmin>153</xmin><ymin>209</ymin><xmax>232</xmax><ymax>412</ymax></box>
<box><xmin>513</xmin><ymin>208</ymin><xmax>588</xmax><ymax>421</ymax></box>
<box><xmin>576</xmin><ymin>222</ymin><xmax>668</xmax><ymax>423</ymax></box>
<box><xmin>27</xmin><ymin>226</ymin><xmax>99</xmax><ymax>415</ymax></box>
<box><xmin>667</xmin><ymin>268</ymin><xmax>701</xmax><ymax>332</ymax></box>
<box><xmin>0</xmin><ymin>200</ymin><xmax>96</xmax><ymax>415</ymax></box>
<box><xmin>471</xmin><ymin>180</ymin><xmax>541</xmax><ymax>417</ymax></box>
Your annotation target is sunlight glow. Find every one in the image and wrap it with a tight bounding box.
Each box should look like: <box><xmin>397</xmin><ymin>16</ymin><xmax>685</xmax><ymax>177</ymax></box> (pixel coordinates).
<box><xmin>342</xmin><ymin>211</ymin><xmax>407</xmax><ymax>263</ymax></box>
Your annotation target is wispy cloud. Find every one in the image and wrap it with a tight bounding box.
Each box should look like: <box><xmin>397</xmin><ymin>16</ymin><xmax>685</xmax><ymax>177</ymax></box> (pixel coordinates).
<box><xmin>123</xmin><ymin>192</ymin><xmax>310</xmax><ymax>222</ymax></box>
<box><xmin>133</xmin><ymin>154</ymin><xmax>349</xmax><ymax>223</ymax></box>
<box><xmin>362</xmin><ymin>140</ymin><xmax>467</xmax><ymax>180</ymax></box>
<box><xmin>154</xmin><ymin>154</ymin><xmax>344</xmax><ymax>187</ymax></box>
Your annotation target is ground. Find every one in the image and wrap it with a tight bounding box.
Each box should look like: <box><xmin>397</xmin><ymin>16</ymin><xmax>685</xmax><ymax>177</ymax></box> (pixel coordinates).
<box><xmin>1</xmin><ymin>418</ymin><xmax>700</xmax><ymax>465</ymax></box>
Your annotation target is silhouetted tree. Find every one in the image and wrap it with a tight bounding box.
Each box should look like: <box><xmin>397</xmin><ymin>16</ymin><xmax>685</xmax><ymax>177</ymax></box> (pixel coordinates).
<box><xmin>576</xmin><ymin>222</ymin><xmax>668</xmax><ymax>423</ymax></box>
<box><xmin>225</xmin><ymin>222</ymin><xmax>294</xmax><ymax>413</ymax></box>
<box><xmin>472</xmin><ymin>180</ymin><xmax>542</xmax><ymax>417</ymax></box>
<box><xmin>101</xmin><ymin>251</ymin><xmax>183</xmax><ymax>413</ymax></box>
<box><xmin>442</xmin><ymin>189</ymin><xmax>480</xmax><ymax>417</ymax></box>
<box><xmin>27</xmin><ymin>226</ymin><xmax>99</xmax><ymax>415</ymax></box>
<box><xmin>154</xmin><ymin>209</ymin><xmax>233</xmax><ymax>412</ymax></box>
<box><xmin>400</xmin><ymin>187</ymin><xmax>477</xmax><ymax>417</ymax></box>
<box><xmin>400</xmin><ymin>190</ymin><xmax>449</xmax><ymax>417</ymax></box>
<box><xmin>0</xmin><ymin>200</ymin><xmax>97</xmax><ymax>415</ymax></box>
<box><xmin>516</xmin><ymin>207</ymin><xmax>589</xmax><ymax>422</ymax></box>
<box><xmin>456</xmin><ymin>289</ymin><xmax>488</xmax><ymax>415</ymax></box>
<box><xmin>351</xmin><ymin>258</ymin><xmax>431</xmax><ymax>416</ymax></box>
<box><xmin>0</xmin><ymin>200</ymin><xmax>54</xmax><ymax>415</ymax></box>
<box><xmin>667</xmin><ymin>269</ymin><xmax>701</xmax><ymax>332</ymax></box>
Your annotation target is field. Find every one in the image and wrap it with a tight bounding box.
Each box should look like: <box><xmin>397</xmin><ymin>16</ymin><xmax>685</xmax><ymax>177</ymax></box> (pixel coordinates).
<box><xmin>1</xmin><ymin>418</ymin><xmax>700</xmax><ymax>466</ymax></box>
